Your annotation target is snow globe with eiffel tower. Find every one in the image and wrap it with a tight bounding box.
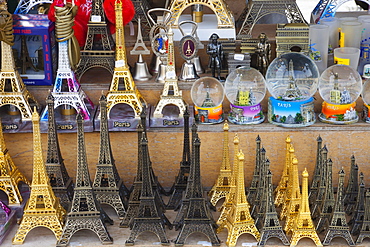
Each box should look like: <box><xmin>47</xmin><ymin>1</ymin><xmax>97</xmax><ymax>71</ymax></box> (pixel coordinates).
<box><xmin>266</xmin><ymin>52</ymin><xmax>319</xmax><ymax>127</ymax></box>
<box><xmin>318</xmin><ymin>64</ymin><xmax>362</xmax><ymax>124</ymax></box>
<box><xmin>224</xmin><ymin>66</ymin><xmax>266</xmax><ymax>124</ymax></box>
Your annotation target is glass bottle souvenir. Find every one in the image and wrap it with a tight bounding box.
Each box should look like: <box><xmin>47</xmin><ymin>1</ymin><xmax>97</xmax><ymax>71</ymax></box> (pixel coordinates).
<box><xmin>191</xmin><ymin>77</ymin><xmax>224</xmax><ymax>124</ymax></box>
<box><xmin>265</xmin><ymin>52</ymin><xmax>319</xmax><ymax>127</ymax></box>
<box><xmin>318</xmin><ymin>64</ymin><xmax>362</xmax><ymax>124</ymax></box>
<box><xmin>224</xmin><ymin>66</ymin><xmax>266</xmax><ymax>124</ymax></box>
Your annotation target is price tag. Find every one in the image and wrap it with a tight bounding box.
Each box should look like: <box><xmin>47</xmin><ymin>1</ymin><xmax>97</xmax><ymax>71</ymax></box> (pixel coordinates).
<box><xmin>166</xmin><ymin>70</ymin><xmax>176</xmax><ymax>78</ymax></box>
<box><xmin>234</xmin><ymin>54</ymin><xmax>244</xmax><ymax>61</ymax></box>
<box><xmin>91</xmin><ymin>15</ymin><xmax>101</xmax><ymax>22</ymax></box>
<box><xmin>115</xmin><ymin>60</ymin><xmax>124</xmax><ymax>68</ymax></box>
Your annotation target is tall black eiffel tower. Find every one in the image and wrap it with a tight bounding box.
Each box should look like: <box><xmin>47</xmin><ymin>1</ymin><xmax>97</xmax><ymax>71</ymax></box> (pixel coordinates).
<box><xmin>251</xmin><ymin>147</ymin><xmax>266</xmax><ymax>220</ymax></box>
<box><xmin>166</xmin><ymin>107</ymin><xmax>191</xmax><ymax>210</ymax></box>
<box><xmin>344</xmin><ymin>155</ymin><xmax>359</xmax><ymax>215</ymax></box>
<box><xmin>322</xmin><ymin>168</ymin><xmax>355</xmax><ymax>246</ymax></box>
<box><xmin>125</xmin><ymin>133</ymin><xmax>171</xmax><ymax>245</ymax></box>
<box><xmin>356</xmin><ymin>189</ymin><xmax>370</xmax><ymax>244</ymax></box>
<box><xmin>349</xmin><ymin>172</ymin><xmax>365</xmax><ymax>235</ymax></box>
<box><xmin>247</xmin><ymin>135</ymin><xmax>262</xmax><ymax>206</ymax></box>
<box><xmin>174</xmin><ymin>134</ymin><xmax>220</xmax><ymax>246</ymax></box>
<box><xmin>56</xmin><ymin>114</ymin><xmax>113</xmax><ymax>247</ymax></box>
<box><xmin>45</xmin><ymin>93</ymin><xmax>74</xmax><ymax>210</ymax></box>
<box><xmin>92</xmin><ymin>95</ymin><xmax>129</xmax><ymax>219</ymax></box>
<box><xmin>309</xmin><ymin>136</ymin><xmax>323</xmax><ymax>207</ymax></box>
<box><xmin>75</xmin><ymin>0</ymin><xmax>115</xmax><ymax>80</ymax></box>
<box><xmin>316</xmin><ymin>158</ymin><xmax>336</xmax><ymax>233</ymax></box>
<box><xmin>311</xmin><ymin>145</ymin><xmax>328</xmax><ymax>220</ymax></box>
<box><xmin>254</xmin><ymin>158</ymin><xmax>269</xmax><ymax>229</ymax></box>
<box><xmin>258</xmin><ymin>169</ymin><xmax>289</xmax><ymax>246</ymax></box>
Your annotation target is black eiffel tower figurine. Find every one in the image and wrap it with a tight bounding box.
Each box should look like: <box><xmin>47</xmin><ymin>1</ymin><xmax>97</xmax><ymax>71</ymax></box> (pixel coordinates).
<box><xmin>356</xmin><ymin>189</ymin><xmax>370</xmax><ymax>244</ymax></box>
<box><xmin>251</xmin><ymin>147</ymin><xmax>266</xmax><ymax>220</ymax></box>
<box><xmin>125</xmin><ymin>133</ymin><xmax>171</xmax><ymax>245</ymax></box>
<box><xmin>75</xmin><ymin>0</ymin><xmax>115</xmax><ymax>79</ymax></box>
<box><xmin>258</xmin><ymin>169</ymin><xmax>289</xmax><ymax>246</ymax></box>
<box><xmin>174</xmin><ymin>134</ymin><xmax>220</xmax><ymax>246</ymax></box>
<box><xmin>349</xmin><ymin>172</ymin><xmax>365</xmax><ymax>235</ymax></box>
<box><xmin>316</xmin><ymin>158</ymin><xmax>336</xmax><ymax>233</ymax></box>
<box><xmin>344</xmin><ymin>155</ymin><xmax>359</xmax><ymax>215</ymax></box>
<box><xmin>322</xmin><ymin>168</ymin><xmax>355</xmax><ymax>246</ymax></box>
<box><xmin>254</xmin><ymin>157</ymin><xmax>269</xmax><ymax>229</ymax></box>
<box><xmin>309</xmin><ymin>136</ymin><xmax>323</xmax><ymax>207</ymax></box>
<box><xmin>166</xmin><ymin>107</ymin><xmax>191</xmax><ymax>210</ymax></box>
<box><xmin>92</xmin><ymin>95</ymin><xmax>129</xmax><ymax>219</ymax></box>
<box><xmin>247</xmin><ymin>135</ymin><xmax>262</xmax><ymax>206</ymax></box>
<box><xmin>45</xmin><ymin>93</ymin><xmax>74</xmax><ymax>210</ymax></box>
<box><xmin>57</xmin><ymin>113</ymin><xmax>113</xmax><ymax>247</ymax></box>
<box><xmin>311</xmin><ymin>145</ymin><xmax>328</xmax><ymax>221</ymax></box>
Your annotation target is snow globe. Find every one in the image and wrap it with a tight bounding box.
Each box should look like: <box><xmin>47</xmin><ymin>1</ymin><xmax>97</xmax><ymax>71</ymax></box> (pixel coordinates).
<box><xmin>191</xmin><ymin>77</ymin><xmax>224</xmax><ymax>124</ymax></box>
<box><xmin>362</xmin><ymin>79</ymin><xmax>370</xmax><ymax>123</ymax></box>
<box><xmin>318</xmin><ymin>64</ymin><xmax>362</xmax><ymax>124</ymax></box>
<box><xmin>224</xmin><ymin>66</ymin><xmax>265</xmax><ymax>124</ymax></box>
<box><xmin>265</xmin><ymin>52</ymin><xmax>319</xmax><ymax>127</ymax></box>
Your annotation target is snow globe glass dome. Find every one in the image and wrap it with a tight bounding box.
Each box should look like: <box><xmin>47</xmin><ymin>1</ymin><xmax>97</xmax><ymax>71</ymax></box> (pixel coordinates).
<box><xmin>224</xmin><ymin>66</ymin><xmax>266</xmax><ymax>124</ymax></box>
<box><xmin>318</xmin><ymin>64</ymin><xmax>362</xmax><ymax>124</ymax></box>
<box><xmin>191</xmin><ymin>77</ymin><xmax>225</xmax><ymax>124</ymax></box>
<box><xmin>265</xmin><ymin>52</ymin><xmax>319</xmax><ymax>127</ymax></box>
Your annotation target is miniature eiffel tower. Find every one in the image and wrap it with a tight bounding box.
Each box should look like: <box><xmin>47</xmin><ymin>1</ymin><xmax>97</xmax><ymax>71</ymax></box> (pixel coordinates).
<box><xmin>344</xmin><ymin>155</ymin><xmax>359</xmax><ymax>215</ymax></box>
<box><xmin>290</xmin><ymin>168</ymin><xmax>323</xmax><ymax>247</ymax></box>
<box><xmin>12</xmin><ymin>110</ymin><xmax>66</xmax><ymax>245</ymax></box>
<box><xmin>92</xmin><ymin>95</ymin><xmax>128</xmax><ymax>219</ymax></box>
<box><xmin>41</xmin><ymin>3</ymin><xmax>93</xmax><ymax>121</ymax></box>
<box><xmin>274</xmin><ymin>136</ymin><xmax>292</xmax><ymax>207</ymax></box>
<box><xmin>258</xmin><ymin>169</ymin><xmax>289</xmax><ymax>246</ymax></box>
<box><xmin>280</xmin><ymin>145</ymin><xmax>296</xmax><ymax>221</ymax></box>
<box><xmin>131</xmin><ymin>17</ymin><xmax>150</xmax><ymax>56</ymax></box>
<box><xmin>316</xmin><ymin>158</ymin><xmax>336</xmax><ymax>233</ymax></box>
<box><xmin>322</xmin><ymin>168</ymin><xmax>355</xmax><ymax>246</ymax></box>
<box><xmin>153</xmin><ymin>27</ymin><xmax>187</xmax><ymax>118</ymax></box>
<box><xmin>106</xmin><ymin>0</ymin><xmax>145</xmax><ymax>119</ymax></box>
<box><xmin>125</xmin><ymin>133</ymin><xmax>171</xmax><ymax>245</ymax></box>
<box><xmin>208</xmin><ymin>121</ymin><xmax>233</xmax><ymax>206</ymax></box>
<box><xmin>175</xmin><ymin>135</ymin><xmax>220</xmax><ymax>246</ymax></box>
<box><xmin>237</xmin><ymin>0</ymin><xmax>306</xmax><ymax>38</ymax></box>
<box><xmin>75</xmin><ymin>0</ymin><xmax>115</xmax><ymax>80</ymax></box>
<box><xmin>311</xmin><ymin>146</ymin><xmax>328</xmax><ymax>221</ymax></box>
<box><xmin>166</xmin><ymin>107</ymin><xmax>191</xmax><ymax>210</ymax></box>
<box><xmin>45</xmin><ymin>93</ymin><xmax>74</xmax><ymax>210</ymax></box>
<box><xmin>349</xmin><ymin>172</ymin><xmax>365</xmax><ymax>235</ymax></box>
<box><xmin>283</xmin><ymin>157</ymin><xmax>302</xmax><ymax>234</ymax></box>
<box><xmin>132</xmin><ymin>0</ymin><xmax>152</xmax><ymax>39</ymax></box>
<box><xmin>309</xmin><ymin>136</ymin><xmax>323</xmax><ymax>207</ymax></box>
<box><xmin>216</xmin><ymin>133</ymin><xmax>239</xmax><ymax>231</ymax></box>
<box><xmin>254</xmin><ymin>157</ymin><xmax>269</xmax><ymax>229</ymax></box>
<box><xmin>56</xmin><ymin>114</ymin><xmax>113</xmax><ymax>247</ymax></box>
<box><xmin>20</xmin><ymin>36</ymin><xmax>38</xmax><ymax>74</ymax></box>
<box><xmin>356</xmin><ymin>189</ymin><xmax>370</xmax><ymax>244</ymax></box>
<box><xmin>0</xmin><ymin>120</ymin><xmax>30</xmax><ymax>206</ymax></box>
<box><xmin>247</xmin><ymin>135</ymin><xmax>262</xmax><ymax>206</ymax></box>
<box><xmin>251</xmin><ymin>147</ymin><xmax>267</xmax><ymax>220</ymax></box>
<box><xmin>0</xmin><ymin>3</ymin><xmax>38</xmax><ymax>121</ymax></box>
<box><xmin>221</xmin><ymin>150</ymin><xmax>260</xmax><ymax>246</ymax></box>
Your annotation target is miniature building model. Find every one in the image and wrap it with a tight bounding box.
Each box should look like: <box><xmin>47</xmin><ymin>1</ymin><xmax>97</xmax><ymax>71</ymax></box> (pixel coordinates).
<box><xmin>12</xmin><ymin>110</ymin><xmax>66</xmax><ymax>244</ymax></box>
<box><xmin>275</xmin><ymin>23</ymin><xmax>309</xmax><ymax>58</ymax></box>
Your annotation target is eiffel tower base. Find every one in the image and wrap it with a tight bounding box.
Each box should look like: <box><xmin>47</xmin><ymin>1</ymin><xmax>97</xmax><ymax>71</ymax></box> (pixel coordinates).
<box><xmin>94</xmin><ymin>104</ymin><xmax>151</xmax><ymax>132</ymax></box>
<box><xmin>175</xmin><ymin>221</ymin><xmax>221</xmax><ymax>246</ymax></box>
<box><xmin>0</xmin><ymin>107</ymin><xmax>36</xmax><ymax>133</ymax></box>
<box><xmin>125</xmin><ymin>220</ymin><xmax>170</xmax><ymax>246</ymax></box>
<box><xmin>40</xmin><ymin>105</ymin><xmax>95</xmax><ymax>133</ymax></box>
<box><xmin>150</xmin><ymin>105</ymin><xmax>194</xmax><ymax>128</ymax></box>
<box><xmin>322</xmin><ymin>229</ymin><xmax>355</xmax><ymax>246</ymax></box>
<box><xmin>258</xmin><ymin>228</ymin><xmax>289</xmax><ymax>246</ymax></box>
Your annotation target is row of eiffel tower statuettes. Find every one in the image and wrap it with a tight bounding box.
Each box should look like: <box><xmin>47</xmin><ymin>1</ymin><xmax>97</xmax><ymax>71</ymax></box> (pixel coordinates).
<box><xmin>3</xmin><ymin>95</ymin><xmax>370</xmax><ymax>246</ymax></box>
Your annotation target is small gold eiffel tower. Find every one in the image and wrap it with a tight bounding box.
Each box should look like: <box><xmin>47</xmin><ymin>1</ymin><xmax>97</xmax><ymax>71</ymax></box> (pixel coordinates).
<box><xmin>223</xmin><ymin>150</ymin><xmax>260</xmax><ymax>247</ymax></box>
<box><xmin>280</xmin><ymin>145</ymin><xmax>296</xmax><ymax>221</ymax></box>
<box><xmin>106</xmin><ymin>0</ymin><xmax>145</xmax><ymax>118</ymax></box>
<box><xmin>290</xmin><ymin>167</ymin><xmax>323</xmax><ymax>247</ymax></box>
<box><xmin>208</xmin><ymin>121</ymin><xmax>233</xmax><ymax>206</ymax></box>
<box><xmin>274</xmin><ymin>136</ymin><xmax>292</xmax><ymax>207</ymax></box>
<box><xmin>12</xmin><ymin>109</ymin><xmax>66</xmax><ymax>244</ymax></box>
<box><xmin>0</xmin><ymin>120</ymin><xmax>30</xmax><ymax>205</ymax></box>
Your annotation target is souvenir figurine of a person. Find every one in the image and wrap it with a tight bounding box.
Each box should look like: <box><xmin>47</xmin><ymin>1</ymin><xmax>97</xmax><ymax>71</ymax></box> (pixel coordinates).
<box><xmin>255</xmin><ymin>33</ymin><xmax>271</xmax><ymax>76</ymax></box>
<box><xmin>207</xmin><ymin>33</ymin><xmax>223</xmax><ymax>80</ymax></box>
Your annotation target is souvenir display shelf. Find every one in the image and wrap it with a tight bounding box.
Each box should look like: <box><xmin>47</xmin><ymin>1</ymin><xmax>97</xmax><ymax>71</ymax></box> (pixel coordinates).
<box><xmin>3</xmin><ymin>22</ymin><xmax>370</xmax><ymax>246</ymax></box>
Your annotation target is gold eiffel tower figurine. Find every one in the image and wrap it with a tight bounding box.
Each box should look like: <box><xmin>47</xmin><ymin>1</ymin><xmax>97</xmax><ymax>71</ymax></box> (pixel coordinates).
<box><xmin>274</xmin><ymin>136</ymin><xmax>292</xmax><ymax>207</ymax></box>
<box><xmin>280</xmin><ymin>144</ymin><xmax>296</xmax><ymax>221</ymax></box>
<box><xmin>208</xmin><ymin>121</ymin><xmax>233</xmax><ymax>206</ymax></box>
<box><xmin>290</xmin><ymin>167</ymin><xmax>323</xmax><ymax>247</ymax></box>
<box><xmin>222</xmin><ymin>150</ymin><xmax>260</xmax><ymax>247</ymax></box>
<box><xmin>106</xmin><ymin>0</ymin><xmax>145</xmax><ymax>119</ymax></box>
<box><xmin>12</xmin><ymin>109</ymin><xmax>66</xmax><ymax>244</ymax></box>
<box><xmin>0</xmin><ymin>120</ymin><xmax>30</xmax><ymax>205</ymax></box>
